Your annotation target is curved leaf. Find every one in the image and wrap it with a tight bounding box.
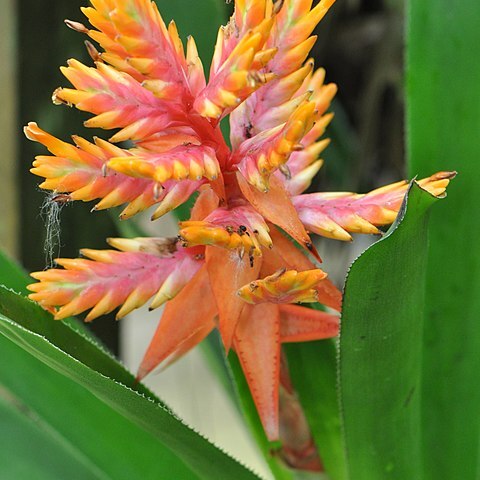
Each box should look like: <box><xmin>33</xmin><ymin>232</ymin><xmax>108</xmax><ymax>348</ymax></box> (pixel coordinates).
<box><xmin>0</xmin><ymin>288</ymin><xmax>259</xmax><ymax>480</ymax></box>
<box><xmin>0</xmin><ymin>337</ymin><xmax>195</xmax><ymax>480</ymax></box>
<box><xmin>338</xmin><ymin>182</ymin><xmax>443</xmax><ymax>479</ymax></box>
<box><xmin>407</xmin><ymin>1</ymin><xmax>480</xmax><ymax>477</ymax></box>
<box><xmin>0</xmin><ymin>251</ymin><xmax>30</xmax><ymax>295</ymax></box>
<box><xmin>0</xmin><ymin>393</ymin><xmax>102</xmax><ymax>480</ymax></box>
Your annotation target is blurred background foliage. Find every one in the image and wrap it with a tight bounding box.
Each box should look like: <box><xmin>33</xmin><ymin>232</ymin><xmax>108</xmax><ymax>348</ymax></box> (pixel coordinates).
<box><xmin>3</xmin><ymin>0</ymin><xmax>406</xmax><ymax>352</ymax></box>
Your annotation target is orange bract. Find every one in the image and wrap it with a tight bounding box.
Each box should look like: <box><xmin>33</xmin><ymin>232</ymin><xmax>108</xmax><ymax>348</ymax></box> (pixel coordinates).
<box><xmin>26</xmin><ymin>0</ymin><xmax>454</xmax><ymax>453</ymax></box>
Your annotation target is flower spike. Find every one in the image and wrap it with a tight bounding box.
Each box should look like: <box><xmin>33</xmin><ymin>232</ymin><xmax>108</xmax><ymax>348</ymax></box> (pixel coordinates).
<box><xmin>234</xmin><ymin>302</ymin><xmax>281</xmax><ymax>441</ymax></box>
<box><xmin>293</xmin><ymin>171</ymin><xmax>457</xmax><ymax>241</ymax></box>
<box><xmin>56</xmin><ymin>60</ymin><xmax>178</xmax><ymax>142</ymax></box>
<box><xmin>235</xmin><ymin>100</ymin><xmax>317</xmax><ymax>191</ymax></box>
<box><xmin>237</xmin><ymin>268</ymin><xmax>327</xmax><ymax>305</ymax></box>
<box><xmin>137</xmin><ymin>266</ymin><xmax>216</xmax><ymax>378</ymax></box>
<box><xmin>107</xmin><ymin>144</ymin><xmax>220</xmax><ymax>183</ymax></box>
<box><xmin>206</xmin><ymin>246</ymin><xmax>262</xmax><ymax>351</ymax></box>
<box><xmin>25</xmin><ymin>122</ymin><xmax>203</xmax><ymax>220</ymax></box>
<box><xmin>279</xmin><ymin>304</ymin><xmax>339</xmax><ymax>343</ymax></box>
<box><xmin>80</xmin><ymin>0</ymin><xmax>195</xmax><ymax>100</ymax></box>
<box><xmin>28</xmin><ymin>238</ymin><xmax>203</xmax><ymax>321</ymax></box>
<box><xmin>194</xmin><ymin>17</ymin><xmax>276</xmax><ymax>120</ymax></box>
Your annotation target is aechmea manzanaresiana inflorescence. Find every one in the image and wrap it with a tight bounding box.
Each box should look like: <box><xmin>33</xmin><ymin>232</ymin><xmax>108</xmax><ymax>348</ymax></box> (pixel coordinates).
<box><xmin>25</xmin><ymin>0</ymin><xmax>454</xmax><ymax>468</ymax></box>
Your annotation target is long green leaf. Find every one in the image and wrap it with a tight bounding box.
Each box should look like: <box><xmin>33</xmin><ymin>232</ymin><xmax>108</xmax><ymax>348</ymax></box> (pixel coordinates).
<box><xmin>0</xmin><ymin>393</ymin><xmax>101</xmax><ymax>480</ymax></box>
<box><xmin>338</xmin><ymin>183</ymin><xmax>443</xmax><ymax>479</ymax></box>
<box><xmin>0</xmin><ymin>288</ymin><xmax>259</xmax><ymax>480</ymax></box>
<box><xmin>406</xmin><ymin>2</ymin><xmax>480</xmax><ymax>478</ymax></box>
<box><xmin>0</xmin><ymin>251</ymin><xmax>30</xmax><ymax>295</ymax></box>
<box><xmin>284</xmin><ymin>338</ymin><xmax>347</xmax><ymax>480</ymax></box>
<box><xmin>0</xmin><ymin>337</ymin><xmax>194</xmax><ymax>480</ymax></box>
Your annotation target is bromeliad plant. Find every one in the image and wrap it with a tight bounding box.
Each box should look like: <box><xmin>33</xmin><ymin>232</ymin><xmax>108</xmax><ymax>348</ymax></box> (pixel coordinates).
<box><xmin>24</xmin><ymin>0</ymin><xmax>454</xmax><ymax>472</ymax></box>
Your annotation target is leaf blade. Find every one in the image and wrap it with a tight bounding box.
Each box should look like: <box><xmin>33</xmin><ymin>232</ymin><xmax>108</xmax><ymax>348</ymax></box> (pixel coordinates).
<box><xmin>406</xmin><ymin>1</ymin><xmax>480</xmax><ymax>477</ymax></box>
<box><xmin>0</xmin><ymin>331</ymin><xmax>195</xmax><ymax>480</ymax></box>
<box><xmin>338</xmin><ymin>183</ymin><xmax>441</xmax><ymax>479</ymax></box>
<box><xmin>0</xmin><ymin>390</ymin><xmax>105</xmax><ymax>480</ymax></box>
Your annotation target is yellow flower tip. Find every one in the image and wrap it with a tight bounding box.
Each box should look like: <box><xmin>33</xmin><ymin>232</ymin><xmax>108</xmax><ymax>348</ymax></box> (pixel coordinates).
<box><xmin>199</xmin><ymin>98</ymin><xmax>223</xmax><ymax>119</ymax></box>
<box><xmin>115</xmin><ymin>290</ymin><xmax>142</xmax><ymax>320</ymax></box>
<box><xmin>106</xmin><ymin>237</ymin><xmax>137</xmax><ymax>252</ymax></box>
<box><xmin>141</xmin><ymin>79</ymin><xmax>171</xmax><ymax>97</ymax></box>
<box><xmin>54</xmin><ymin>310</ymin><xmax>71</xmax><ymax>321</ymax></box>
<box><xmin>253</xmin><ymin>47</ymin><xmax>278</xmax><ymax>68</ymax></box>
<box><xmin>26</xmin><ymin>282</ymin><xmax>42</xmax><ymax>293</ymax></box>
<box><xmin>27</xmin><ymin>292</ymin><xmax>44</xmax><ymax>302</ymax></box>
<box><xmin>108</xmin><ymin>236</ymin><xmax>178</xmax><ymax>256</ymax></box>
<box><xmin>178</xmin><ymin>221</ymin><xmax>262</xmax><ymax>259</ymax></box>
<box><xmin>237</xmin><ymin>268</ymin><xmax>327</xmax><ymax>304</ymax></box>
<box><xmin>24</xmin><ymin>122</ymin><xmax>40</xmax><ymax>141</ymax></box>
<box><xmin>64</xmin><ymin>19</ymin><xmax>89</xmax><ymax>34</ymax></box>
<box><xmin>149</xmin><ymin>291</ymin><xmax>171</xmax><ymax>311</ymax></box>
<box><xmin>251</xmin><ymin>175</ymin><xmax>270</xmax><ymax>193</ymax></box>
<box><xmin>108</xmin><ymin>157</ymin><xmax>156</xmax><ymax>179</ymax></box>
<box><xmin>321</xmin><ymin>0</ymin><xmax>337</xmax><ymax>9</ymax></box>
<box><xmin>317</xmin><ymin>224</ymin><xmax>353</xmax><ymax>242</ymax></box>
<box><xmin>417</xmin><ymin>170</ymin><xmax>457</xmax><ymax>198</ymax></box>
<box><xmin>30</xmin><ymin>271</ymin><xmax>47</xmax><ymax>281</ymax></box>
<box><xmin>151</xmin><ymin>202</ymin><xmax>174</xmax><ymax>221</ymax></box>
<box><xmin>54</xmin><ymin>88</ymin><xmax>89</xmax><ymax>106</ymax></box>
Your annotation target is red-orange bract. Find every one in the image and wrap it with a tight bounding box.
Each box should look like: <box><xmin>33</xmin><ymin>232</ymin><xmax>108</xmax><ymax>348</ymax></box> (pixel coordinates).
<box><xmin>25</xmin><ymin>0</ymin><xmax>454</xmax><ymax>465</ymax></box>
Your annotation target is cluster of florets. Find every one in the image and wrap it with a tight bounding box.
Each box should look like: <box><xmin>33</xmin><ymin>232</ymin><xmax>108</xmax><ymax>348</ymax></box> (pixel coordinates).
<box><xmin>26</xmin><ymin>0</ymin><xmax>453</xmax><ymax>455</ymax></box>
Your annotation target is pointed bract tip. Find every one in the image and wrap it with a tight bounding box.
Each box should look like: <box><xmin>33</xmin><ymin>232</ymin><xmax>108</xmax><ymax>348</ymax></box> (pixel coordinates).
<box><xmin>306</xmin><ymin>242</ymin><xmax>322</xmax><ymax>263</ymax></box>
<box><xmin>64</xmin><ymin>19</ymin><xmax>88</xmax><ymax>34</ymax></box>
<box><xmin>435</xmin><ymin>170</ymin><xmax>457</xmax><ymax>180</ymax></box>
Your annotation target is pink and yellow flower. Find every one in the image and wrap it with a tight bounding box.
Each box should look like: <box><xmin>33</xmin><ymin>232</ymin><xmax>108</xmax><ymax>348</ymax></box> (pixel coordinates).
<box><xmin>26</xmin><ymin>0</ymin><xmax>454</xmax><ymax>463</ymax></box>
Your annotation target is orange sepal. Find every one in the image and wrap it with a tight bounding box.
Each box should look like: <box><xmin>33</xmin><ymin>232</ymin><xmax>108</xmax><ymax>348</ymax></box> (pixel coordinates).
<box><xmin>206</xmin><ymin>246</ymin><xmax>261</xmax><ymax>351</ymax></box>
<box><xmin>190</xmin><ymin>186</ymin><xmax>220</xmax><ymax>221</ymax></box>
<box><xmin>237</xmin><ymin>172</ymin><xmax>320</xmax><ymax>261</ymax></box>
<box><xmin>136</xmin><ymin>266</ymin><xmax>216</xmax><ymax>380</ymax></box>
<box><xmin>279</xmin><ymin>304</ymin><xmax>339</xmax><ymax>343</ymax></box>
<box><xmin>233</xmin><ymin>303</ymin><xmax>281</xmax><ymax>441</ymax></box>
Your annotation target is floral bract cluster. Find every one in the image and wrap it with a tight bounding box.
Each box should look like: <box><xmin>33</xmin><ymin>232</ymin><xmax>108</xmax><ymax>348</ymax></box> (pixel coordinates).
<box><xmin>26</xmin><ymin>0</ymin><xmax>453</xmax><ymax>455</ymax></box>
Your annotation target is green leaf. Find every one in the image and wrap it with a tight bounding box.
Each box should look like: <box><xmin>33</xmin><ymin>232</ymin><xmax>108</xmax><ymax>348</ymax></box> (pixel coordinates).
<box><xmin>338</xmin><ymin>183</ymin><xmax>443</xmax><ymax>479</ymax></box>
<box><xmin>0</xmin><ymin>251</ymin><xmax>30</xmax><ymax>295</ymax></box>
<box><xmin>285</xmin><ymin>338</ymin><xmax>347</xmax><ymax>480</ymax></box>
<box><xmin>0</xmin><ymin>338</ymin><xmax>196</xmax><ymax>480</ymax></box>
<box><xmin>0</xmin><ymin>392</ymin><xmax>102</xmax><ymax>480</ymax></box>
<box><xmin>0</xmin><ymin>288</ymin><xmax>259</xmax><ymax>480</ymax></box>
<box><xmin>406</xmin><ymin>2</ymin><xmax>480</xmax><ymax>478</ymax></box>
<box><xmin>227</xmin><ymin>352</ymin><xmax>295</xmax><ymax>480</ymax></box>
